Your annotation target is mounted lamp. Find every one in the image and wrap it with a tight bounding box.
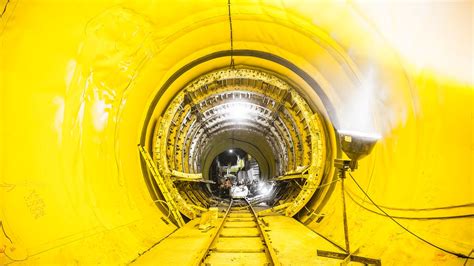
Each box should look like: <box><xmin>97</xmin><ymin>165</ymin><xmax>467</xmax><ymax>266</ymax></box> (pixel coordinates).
<box><xmin>317</xmin><ymin>129</ymin><xmax>382</xmax><ymax>265</ymax></box>
<box><xmin>335</xmin><ymin>130</ymin><xmax>380</xmax><ymax>174</ymax></box>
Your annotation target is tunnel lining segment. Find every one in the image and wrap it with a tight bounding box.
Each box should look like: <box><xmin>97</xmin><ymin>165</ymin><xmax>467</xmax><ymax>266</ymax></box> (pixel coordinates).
<box><xmin>139</xmin><ymin>49</ymin><xmax>338</xmax><ymax>145</ymax></box>
<box><xmin>143</xmin><ymin>65</ymin><xmax>332</xmax><ymax>219</ymax></box>
<box><xmin>138</xmin><ymin>51</ymin><xmax>340</xmax><ymax>221</ymax></box>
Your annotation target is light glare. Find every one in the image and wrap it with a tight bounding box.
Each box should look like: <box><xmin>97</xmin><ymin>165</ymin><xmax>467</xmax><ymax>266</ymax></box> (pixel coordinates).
<box><xmin>338</xmin><ymin>130</ymin><xmax>381</xmax><ymax>140</ymax></box>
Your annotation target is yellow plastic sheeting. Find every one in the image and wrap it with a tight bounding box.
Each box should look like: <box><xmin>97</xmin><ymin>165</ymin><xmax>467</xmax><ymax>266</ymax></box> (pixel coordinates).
<box><xmin>0</xmin><ymin>0</ymin><xmax>472</xmax><ymax>264</ymax></box>
<box><xmin>307</xmin><ymin>60</ymin><xmax>474</xmax><ymax>264</ymax></box>
<box><xmin>132</xmin><ymin>218</ymin><xmax>220</xmax><ymax>265</ymax></box>
<box><xmin>0</xmin><ymin>1</ymin><xmax>176</xmax><ymax>263</ymax></box>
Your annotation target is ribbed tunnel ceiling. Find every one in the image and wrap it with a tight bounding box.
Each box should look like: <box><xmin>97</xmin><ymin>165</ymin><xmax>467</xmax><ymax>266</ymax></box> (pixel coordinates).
<box><xmin>148</xmin><ymin>67</ymin><xmax>330</xmax><ymax>219</ymax></box>
<box><xmin>159</xmin><ymin>68</ymin><xmax>317</xmax><ymax>175</ymax></box>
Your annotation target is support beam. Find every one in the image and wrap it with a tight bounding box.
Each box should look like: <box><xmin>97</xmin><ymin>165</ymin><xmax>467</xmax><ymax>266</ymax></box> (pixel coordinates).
<box><xmin>316</xmin><ymin>250</ymin><xmax>381</xmax><ymax>265</ymax></box>
<box><xmin>138</xmin><ymin>145</ymin><xmax>185</xmax><ymax>227</ymax></box>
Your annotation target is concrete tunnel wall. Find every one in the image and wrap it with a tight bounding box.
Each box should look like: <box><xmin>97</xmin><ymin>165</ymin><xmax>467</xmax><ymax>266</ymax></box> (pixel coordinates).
<box><xmin>0</xmin><ymin>0</ymin><xmax>472</xmax><ymax>264</ymax></box>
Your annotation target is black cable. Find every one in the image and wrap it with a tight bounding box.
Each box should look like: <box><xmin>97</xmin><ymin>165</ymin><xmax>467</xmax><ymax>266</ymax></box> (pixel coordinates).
<box><xmin>0</xmin><ymin>0</ymin><xmax>9</xmax><ymax>18</ymax></box>
<box><xmin>348</xmin><ymin>172</ymin><xmax>474</xmax><ymax>259</ymax></box>
<box><xmin>465</xmin><ymin>250</ymin><xmax>474</xmax><ymax>266</ymax></box>
<box><xmin>376</xmin><ymin>203</ymin><xmax>474</xmax><ymax>212</ymax></box>
<box><xmin>227</xmin><ymin>0</ymin><xmax>235</xmax><ymax>68</ymax></box>
<box><xmin>0</xmin><ymin>221</ymin><xmax>12</xmax><ymax>243</ymax></box>
<box><xmin>349</xmin><ymin>188</ymin><xmax>474</xmax><ymax>211</ymax></box>
<box><xmin>350</xmin><ymin>147</ymin><xmax>473</xmax><ymax>212</ymax></box>
<box><xmin>346</xmin><ymin>190</ymin><xmax>474</xmax><ymax>220</ymax></box>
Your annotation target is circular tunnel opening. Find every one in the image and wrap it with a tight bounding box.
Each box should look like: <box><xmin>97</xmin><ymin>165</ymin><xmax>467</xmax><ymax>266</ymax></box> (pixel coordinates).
<box><xmin>208</xmin><ymin>148</ymin><xmax>264</xmax><ymax>199</ymax></box>
<box><xmin>143</xmin><ymin>66</ymin><xmax>333</xmax><ymax>221</ymax></box>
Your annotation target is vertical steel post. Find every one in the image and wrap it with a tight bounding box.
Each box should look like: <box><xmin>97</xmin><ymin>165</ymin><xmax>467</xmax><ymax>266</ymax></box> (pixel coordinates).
<box><xmin>340</xmin><ymin>169</ymin><xmax>351</xmax><ymax>253</ymax></box>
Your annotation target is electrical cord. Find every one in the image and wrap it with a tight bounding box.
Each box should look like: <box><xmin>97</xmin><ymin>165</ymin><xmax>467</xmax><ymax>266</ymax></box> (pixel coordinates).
<box><xmin>348</xmin><ymin>187</ymin><xmax>474</xmax><ymax>211</ymax></box>
<box><xmin>227</xmin><ymin>0</ymin><xmax>235</xmax><ymax>68</ymax></box>
<box><xmin>1</xmin><ymin>0</ymin><xmax>9</xmax><ymax>18</ymax></box>
<box><xmin>348</xmin><ymin>172</ymin><xmax>474</xmax><ymax>259</ymax></box>
<box><xmin>313</xmin><ymin>178</ymin><xmax>341</xmax><ymax>189</ymax></box>
<box><xmin>379</xmin><ymin>203</ymin><xmax>474</xmax><ymax>212</ymax></box>
<box><xmin>464</xmin><ymin>250</ymin><xmax>474</xmax><ymax>266</ymax></box>
<box><xmin>153</xmin><ymin>199</ymin><xmax>172</xmax><ymax>218</ymax></box>
<box><xmin>1</xmin><ymin>220</ymin><xmax>30</xmax><ymax>262</ymax></box>
<box><xmin>290</xmin><ymin>177</ymin><xmax>341</xmax><ymax>190</ymax></box>
<box><xmin>297</xmin><ymin>178</ymin><xmax>340</xmax><ymax>221</ymax></box>
<box><xmin>346</xmin><ymin>190</ymin><xmax>474</xmax><ymax>220</ymax></box>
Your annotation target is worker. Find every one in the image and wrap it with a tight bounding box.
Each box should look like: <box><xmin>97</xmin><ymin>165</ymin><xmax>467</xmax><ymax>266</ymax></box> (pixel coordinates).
<box><xmin>224</xmin><ymin>178</ymin><xmax>232</xmax><ymax>198</ymax></box>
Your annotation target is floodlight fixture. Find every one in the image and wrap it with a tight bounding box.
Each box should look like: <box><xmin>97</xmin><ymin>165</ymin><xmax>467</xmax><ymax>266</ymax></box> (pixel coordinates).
<box><xmin>317</xmin><ymin>129</ymin><xmax>382</xmax><ymax>265</ymax></box>
<box><xmin>336</xmin><ymin>130</ymin><xmax>380</xmax><ymax>171</ymax></box>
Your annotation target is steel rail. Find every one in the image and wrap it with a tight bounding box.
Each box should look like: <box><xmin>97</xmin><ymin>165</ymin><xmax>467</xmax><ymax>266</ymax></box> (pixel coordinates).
<box><xmin>245</xmin><ymin>198</ymin><xmax>281</xmax><ymax>266</ymax></box>
<box><xmin>195</xmin><ymin>199</ymin><xmax>234</xmax><ymax>265</ymax></box>
<box><xmin>197</xmin><ymin>199</ymin><xmax>280</xmax><ymax>265</ymax></box>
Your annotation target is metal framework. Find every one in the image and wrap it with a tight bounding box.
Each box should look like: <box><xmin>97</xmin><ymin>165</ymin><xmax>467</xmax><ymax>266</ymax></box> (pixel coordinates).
<box><xmin>150</xmin><ymin>67</ymin><xmax>329</xmax><ymax>219</ymax></box>
<box><xmin>138</xmin><ymin>145</ymin><xmax>185</xmax><ymax>227</ymax></box>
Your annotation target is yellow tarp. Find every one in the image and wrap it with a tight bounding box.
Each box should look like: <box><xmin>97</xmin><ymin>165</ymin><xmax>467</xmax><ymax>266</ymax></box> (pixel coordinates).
<box><xmin>0</xmin><ymin>0</ymin><xmax>472</xmax><ymax>264</ymax></box>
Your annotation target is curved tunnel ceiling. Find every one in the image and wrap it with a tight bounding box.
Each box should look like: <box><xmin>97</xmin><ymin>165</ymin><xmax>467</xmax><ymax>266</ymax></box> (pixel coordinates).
<box><xmin>148</xmin><ymin>67</ymin><xmax>329</xmax><ymax>219</ymax></box>
<box><xmin>0</xmin><ymin>1</ymin><xmax>472</xmax><ymax>265</ymax></box>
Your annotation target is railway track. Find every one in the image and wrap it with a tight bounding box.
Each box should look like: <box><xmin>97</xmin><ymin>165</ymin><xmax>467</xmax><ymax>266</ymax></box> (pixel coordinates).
<box><xmin>199</xmin><ymin>199</ymin><xmax>279</xmax><ymax>265</ymax></box>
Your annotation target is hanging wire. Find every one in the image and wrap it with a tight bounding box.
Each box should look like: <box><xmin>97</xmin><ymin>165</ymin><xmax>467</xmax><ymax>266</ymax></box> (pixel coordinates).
<box><xmin>227</xmin><ymin>0</ymin><xmax>235</xmax><ymax>68</ymax></box>
<box><xmin>154</xmin><ymin>199</ymin><xmax>172</xmax><ymax>218</ymax></box>
<box><xmin>296</xmin><ymin>178</ymin><xmax>340</xmax><ymax>222</ymax></box>
<box><xmin>0</xmin><ymin>0</ymin><xmax>10</xmax><ymax>18</ymax></box>
<box><xmin>347</xmin><ymin>183</ymin><xmax>474</xmax><ymax>212</ymax></box>
<box><xmin>348</xmin><ymin>172</ymin><xmax>474</xmax><ymax>259</ymax></box>
<box><xmin>345</xmin><ymin>191</ymin><xmax>474</xmax><ymax>220</ymax></box>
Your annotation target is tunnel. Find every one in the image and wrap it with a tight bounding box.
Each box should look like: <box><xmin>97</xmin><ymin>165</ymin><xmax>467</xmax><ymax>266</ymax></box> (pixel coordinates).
<box><xmin>0</xmin><ymin>0</ymin><xmax>473</xmax><ymax>265</ymax></box>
